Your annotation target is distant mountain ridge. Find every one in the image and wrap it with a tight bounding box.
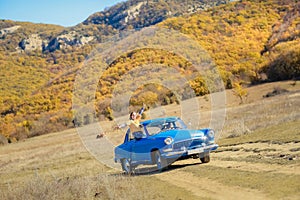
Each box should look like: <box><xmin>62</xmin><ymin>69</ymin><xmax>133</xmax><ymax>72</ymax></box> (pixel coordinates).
<box><xmin>83</xmin><ymin>0</ymin><xmax>231</xmax><ymax>30</ymax></box>
<box><xmin>0</xmin><ymin>0</ymin><xmax>231</xmax><ymax>52</ymax></box>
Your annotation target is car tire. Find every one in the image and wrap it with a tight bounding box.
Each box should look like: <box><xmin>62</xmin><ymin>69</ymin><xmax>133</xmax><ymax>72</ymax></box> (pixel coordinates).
<box><xmin>154</xmin><ymin>151</ymin><xmax>168</xmax><ymax>172</ymax></box>
<box><xmin>200</xmin><ymin>154</ymin><xmax>210</xmax><ymax>163</ymax></box>
<box><xmin>121</xmin><ymin>158</ymin><xmax>133</xmax><ymax>174</ymax></box>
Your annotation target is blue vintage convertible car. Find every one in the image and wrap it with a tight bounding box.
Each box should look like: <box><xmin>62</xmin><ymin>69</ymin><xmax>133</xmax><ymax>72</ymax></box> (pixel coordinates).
<box><xmin>114</xmin><ymin>117</ymin><xmax>218</xmax><ymax>173</ymax></box>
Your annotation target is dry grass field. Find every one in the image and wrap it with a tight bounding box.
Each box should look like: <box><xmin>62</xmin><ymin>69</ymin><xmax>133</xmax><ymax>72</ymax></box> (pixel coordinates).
<box><xmin>1</xmin><ymin>81</ymin><xmax>300</xmax><ymax>200</ymax></box>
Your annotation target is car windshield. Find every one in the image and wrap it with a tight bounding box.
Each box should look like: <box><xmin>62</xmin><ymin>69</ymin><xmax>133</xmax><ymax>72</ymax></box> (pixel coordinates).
<box><xmin>146</xmin><ymin>119</ymin><xmax>186</xmax><ymax>136</ymax></box>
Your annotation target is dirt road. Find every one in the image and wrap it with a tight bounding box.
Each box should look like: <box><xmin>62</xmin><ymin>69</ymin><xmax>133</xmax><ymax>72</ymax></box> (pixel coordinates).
<box><xmin>153</xmin><ymin>141</ymin><xmax>300</xmax><ymax>200</ymax></box>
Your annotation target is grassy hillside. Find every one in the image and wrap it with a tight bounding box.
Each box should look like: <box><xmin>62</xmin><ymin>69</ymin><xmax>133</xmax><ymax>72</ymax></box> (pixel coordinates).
<box><xmin>0</xmin><ymin>85</ymin><xmax>299</xmax><ymax>199</ymax></box>
<box><xmin>1</xmin><ymin>0</ymin><xmax>300</xmax><ymax>142</ymax></box>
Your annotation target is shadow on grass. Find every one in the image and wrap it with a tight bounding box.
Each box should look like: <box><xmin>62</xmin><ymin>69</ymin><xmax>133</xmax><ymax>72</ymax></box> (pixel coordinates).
<box><xmin>111</xmin><ymin>161</ymin><xmax>202</xmax><ymax>177</ymax></box>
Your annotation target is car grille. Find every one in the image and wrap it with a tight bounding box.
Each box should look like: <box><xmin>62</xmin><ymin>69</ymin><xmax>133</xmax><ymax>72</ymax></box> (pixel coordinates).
<box><xmin>173</xmin><ymin>140</ymin><xmax>192</xmax><ymax>150</ymax></box>
<box><xmin>173</xmin><ymin>139</ymin><xmax>203</xmax><ymax>150</ymax></box>
<box><xmin>190</xmin><ymin>139</ymin><xmax>202</xmax><ymax>147</ymax></box>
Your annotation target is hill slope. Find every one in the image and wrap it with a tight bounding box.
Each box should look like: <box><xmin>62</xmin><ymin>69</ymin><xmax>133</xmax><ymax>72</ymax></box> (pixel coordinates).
<box><xmin>0</xmin><ymin>0</ymin><xmax>299</xmax><ymax>142</ymax></box>
<box><xmin>1</xmin><ymin>83</ymin><xmax>299</xmax><ymax>199</ymax></box>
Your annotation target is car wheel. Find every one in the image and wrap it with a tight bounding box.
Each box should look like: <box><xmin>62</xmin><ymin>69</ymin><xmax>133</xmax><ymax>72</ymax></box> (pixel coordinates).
<box><xmin>200</xmin><ymin>154</ymin><xmax>210</xmax><ymax>163</ymax></box>
<box><xmin>154</xmin><ymin>151</ymin><xmax>168</xmax><ymax>171</ymax></box>
<box><xmin>121</xmin><ymin>158</ymin><xmax>132</xmax><ymax>174</ymax></box>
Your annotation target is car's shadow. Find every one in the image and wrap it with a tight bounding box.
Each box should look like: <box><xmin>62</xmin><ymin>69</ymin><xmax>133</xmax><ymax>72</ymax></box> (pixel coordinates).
<box><xmin>111</xmin><ymin>161</ymin><xmax>203</xmax><ymax>177</ymax></box>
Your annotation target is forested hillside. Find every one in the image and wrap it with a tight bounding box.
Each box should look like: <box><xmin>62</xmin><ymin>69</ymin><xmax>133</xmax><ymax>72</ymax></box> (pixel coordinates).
<box><xmin>0</xmin><ymin>0</ymin><xmax>299</xmax><ymax>143</ymax></box>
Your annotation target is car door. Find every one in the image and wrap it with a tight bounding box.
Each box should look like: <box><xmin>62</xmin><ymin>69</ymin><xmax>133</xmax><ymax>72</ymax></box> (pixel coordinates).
<box><xmin>116</xmin><ymin>129</ymin><xmax>134</xmax><ymax>161</ymax></box>
<box><xmin>131</xmin><ymin>137</ymin><xmax>152</xmax><ymax>163</ymax></box>
<box><xmin>117</xmin><ymin>141</ymin><xmax>134</xmax><ymax>162</ymax></box>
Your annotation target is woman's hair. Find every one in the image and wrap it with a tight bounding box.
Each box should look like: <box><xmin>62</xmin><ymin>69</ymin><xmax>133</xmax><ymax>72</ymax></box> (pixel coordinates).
<box><xmin>129</xmin><ymin>112</ymin><xmax>136</xmax><ymax>120</ymax></box>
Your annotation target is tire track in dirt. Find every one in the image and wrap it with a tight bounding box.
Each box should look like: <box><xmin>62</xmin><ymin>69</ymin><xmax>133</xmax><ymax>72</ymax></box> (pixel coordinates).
<box><xmin>211</xmin><ymin>142</ymin><xmax>300</xmax><ymax>175</ymax></box>
<box><xmin>155</xmin><ymin>170</ymin><xmax>269</xmax><ymax>200</ymax></box>
<box><xmin>210</xmin><ymin>159</ymin><xmax>300</xmax><ymax>175</ymax></box>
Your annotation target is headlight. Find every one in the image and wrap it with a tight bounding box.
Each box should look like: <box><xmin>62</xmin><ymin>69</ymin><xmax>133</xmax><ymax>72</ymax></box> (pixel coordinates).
<box><xmin>208</xmin><ymin>130</ymin><xmax>215</xmax><ymax>138</ymax></box>
<box><xmin>164</xmin><ymin>137</ymin><xmax>174</xmax><ymax>145</ymax></box>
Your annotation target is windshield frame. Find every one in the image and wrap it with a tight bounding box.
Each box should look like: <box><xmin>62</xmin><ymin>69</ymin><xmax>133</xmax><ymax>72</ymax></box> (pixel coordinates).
<box><xmin>144</xmin><ymin>118</ymin><xmax>187</xmax><ymax>136</ymax></box>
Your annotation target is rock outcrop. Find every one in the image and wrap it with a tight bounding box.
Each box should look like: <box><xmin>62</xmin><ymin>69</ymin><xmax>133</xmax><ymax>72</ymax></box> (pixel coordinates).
<box><xmin>17</xmin><ymin>31</ymin><xmax>94</xmax><ymax>52</ymax></box>
<box><xmin>45</xmin><ymin>31</ymin><xmax>94</xmax><ymax>52</ymax></box>
<box><xmin>124</xmin><ymin>2</ymin><xmax>146</xmax><ymax>24</ymax></box>
<box><xmin>0</xmin><ymin>25</ymin><xmax>20</xmax><ymax>38</ymax></box>
<box><xmin>18</xmin><ymin>34</ymin><xmax>46</xmax><ymax>51</ymax></box>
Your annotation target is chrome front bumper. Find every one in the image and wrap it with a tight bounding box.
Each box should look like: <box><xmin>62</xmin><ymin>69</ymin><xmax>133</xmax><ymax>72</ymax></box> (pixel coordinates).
<box><xmin>161</xmin><ymin>144</ymin><xmax>218</xmax><ymax>158</ymax></box>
